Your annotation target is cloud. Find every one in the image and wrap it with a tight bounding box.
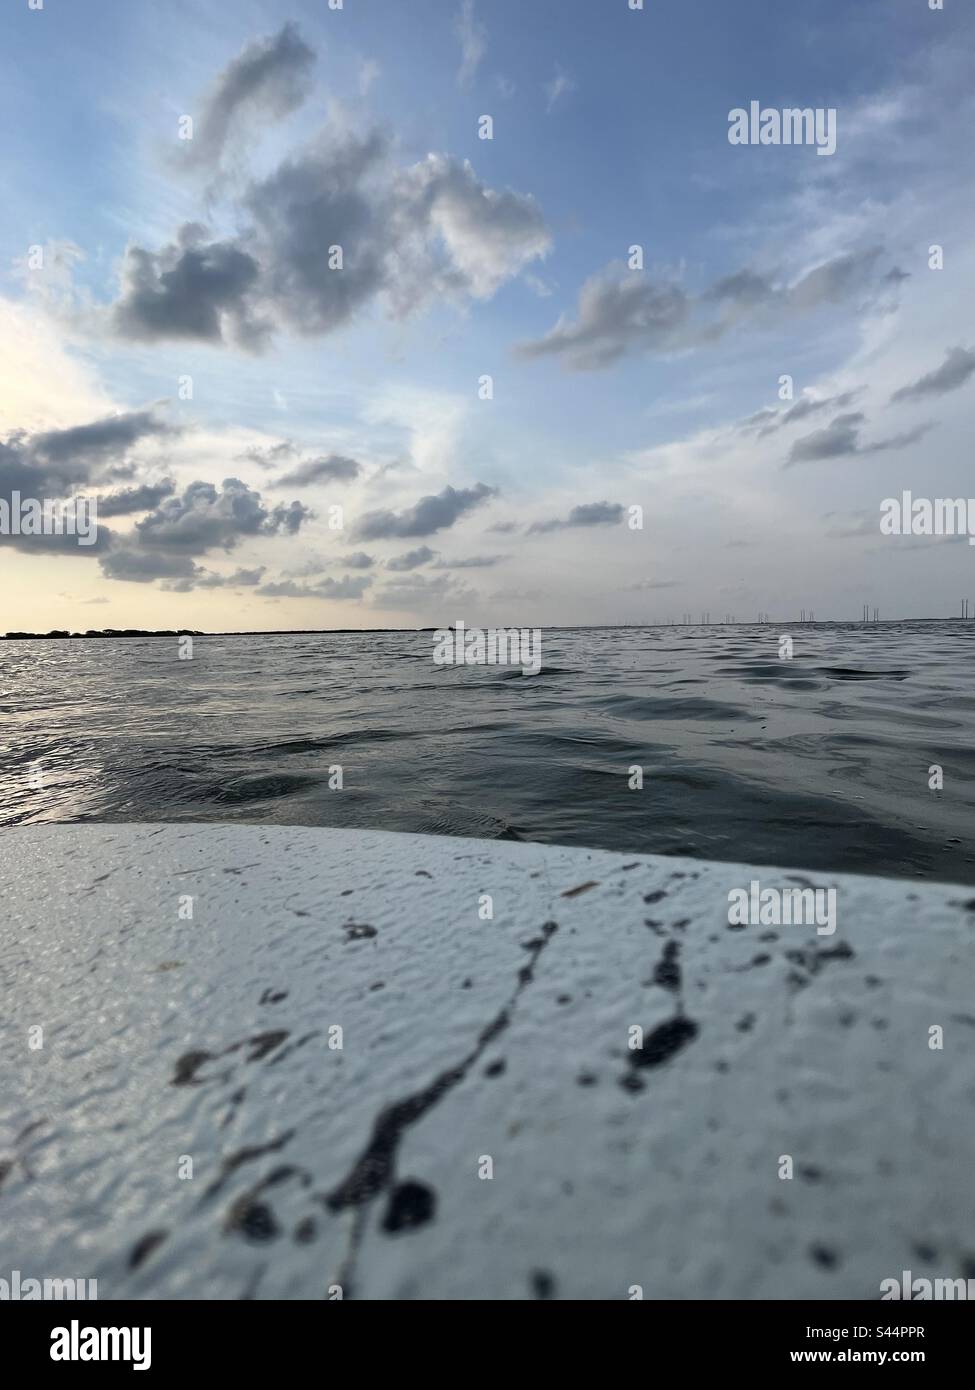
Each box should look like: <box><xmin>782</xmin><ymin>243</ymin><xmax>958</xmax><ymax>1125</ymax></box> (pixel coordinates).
<box><xmin>93</xmin><ymin>478</ymin><xmax>312</xmax><ymax>586</ymax></box>
<box><xmin>544</xmin><ymin>66</ymin><xmax>576</xmax><ymax>113</ymax></box>
<box><xmin>356</xmin><ymin>482</ymin><xmax>496</xmax><ymax>539</ymax></box>
<box><xmin>386</xmin><ymin>545</ymin><xmax>437</xmax><ymax>571</ymax></box>
<box><xmin>275</xmin><ymin>454</ymin><xmax>361</xmax><ymax>487</ymax></box>
<box><xmin>162</xmin><ymin>565</ymin><xmax>267</xmax><ymax>593</ymax></box>
<box><xmin>0</xmin><ymin>409</ymin><xmax>178</xmax><ymax>496</ymax></box>
<box><xmin>375</xmin><ymin>570</ymin><xmax>476</xmax><ymax>611</ymax></box>
<box><xmin>738</xmin><ymin>391</ymin><xmax>859</xmax><ymax>436</ymax></box>
<box><xmin>95</xmin><ymin>479</ymin><xmax>176</xmax><ymax>516</ymax></box>
<box><xmin>179</xmin><ymin>24</ymin><xmax>315</xmax><ymax>174</ymax></box>
<box><xmin>891</xmin><ymin>346</ymin><xmax>975</xmax><ymax>403</ymax></box>
<box><xmin>786</xmin><ymin>414</ymin><xmax>934</xmax><ymax>465</ymax></box>
<box><xmin>455</xmin><ymin>0</ymin><xmax>487</xmax><ymax>87</ymax></box>
<box><xmin>528</xmin><ymin>501</ymin><xmax>624</xmax><ymax>533</ymax></box>
<box><xmin>112</xmin><ymin>226</ymin><xmax>268</xmax><ymax>350</ymax></box>
<box><xmin>341</xmin><ymin>550</ymin><xmax>375</xmax><ymax>569</ymax></box>
<box><xmin>519</xmin><ymin>249</ymin><xmax>891</xmax><ymax>370</ymax></box>
<box><xmin>236</xmin><ymin>440</ymin><xmax>297</xmax><ymax>468</ymax></box>
<box><xmin>257</xmin><ymin>574</ymin><xmax>372</xmax><ymax>600</ymax></box>
<box><xmin>432</xmin><ymin>554</ymin><xmax>503</xmax><ymax>568</ymax></box>
<box><xmin>110</xmin><ymin>46</ymin><xmax>549</xmax><ymax>351</ymax></box>
<box><xmin>130</xmin><ymin>477</ymin><xmax>310</xmax><ymax>553</ymax></box>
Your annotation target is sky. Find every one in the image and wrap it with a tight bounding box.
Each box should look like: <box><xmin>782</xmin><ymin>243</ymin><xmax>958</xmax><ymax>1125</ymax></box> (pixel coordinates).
<box><xmin>1</xmin><ymin>0</ymin><xmax>973</xmax><ymax>631</ymax></box>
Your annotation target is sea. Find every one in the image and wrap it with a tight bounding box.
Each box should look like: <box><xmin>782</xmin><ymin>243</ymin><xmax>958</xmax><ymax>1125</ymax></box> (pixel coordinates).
<box><xmin>2</xmin><ymin>622</ymin><xmax>974</xmax><ymax>885</ymax></box>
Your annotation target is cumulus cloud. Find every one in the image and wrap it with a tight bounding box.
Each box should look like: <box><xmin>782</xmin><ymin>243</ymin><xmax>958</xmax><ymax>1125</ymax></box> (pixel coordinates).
<box><xmin>356</xmin><ymin>482</ymin><xmax>496</xmax><ymax>539</ymax></box>
<box><xmin>257</xmin><ymin>574</ymin><xmax>372</xmax><ymax>600</ymax></box>
<box><xmin>528</xmin><ymin>501</ymin><xmax>624</xmax><ymax>533</ymax></box>
<box><xmin>787</xmin><ymin>414</ymin><xmax>934</xmax><ymax>465</ymax></box>
<box><xmin>386</xmin><ymin>545</ymin><xmax>437</xmax><ymax>571</ymax></box>
<box><xmin>161</xmin><ymin>565</ymin><xmax>267</xmax><ymax>593</ymax></box>
<box><xmin>95</xmin><ymin>479</ymin><xmax>176</xmax><ymax>516</ymax></box>
<box><xmin>130</xmin><ymin>477</ymin><xmax>310</xmax><ymax>553</ymax></box>
<box><xmin>0</xmin><ymin>410</ymin><xmax>178</xmax><ymax>497</ymax></box>
<box><xmin>341</xmin><ymin>551</ymin><xmax>375</xmax><ymax>570</ymax></box>
<box><xmin>891</xmin><ymin>346</ymin><xmax>975</xmax><ymax>403</ymax></box>
<box><xmin>112</xmin><ymin>226</ymin><xmax>268</xmax><ymax>350</ymax></box>
<box><xmin>519</xmin><ymin>249</ymin><xmax>893</xmax><ymax>370</ymax></box>
<box><xmin>274</xmin><ymin>454</ymin><xmax>361</xmax><ymax>487</ymax></box>
<box><xmin>110</xmin><ymin>33</ymin><xmax>549</xmax><ymax>351</ymax></box>
<box><xmin>178</xmin><ymin>23</ymin><xmax>315</xmax><ymax>173</ymax></box>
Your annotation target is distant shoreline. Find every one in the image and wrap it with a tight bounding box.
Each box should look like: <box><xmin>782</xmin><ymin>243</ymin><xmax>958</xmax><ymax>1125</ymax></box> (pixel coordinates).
<box><xmin>0</xmin><ymin>618</ymin><xmax>969</xmax><ymax>640</ymax></box>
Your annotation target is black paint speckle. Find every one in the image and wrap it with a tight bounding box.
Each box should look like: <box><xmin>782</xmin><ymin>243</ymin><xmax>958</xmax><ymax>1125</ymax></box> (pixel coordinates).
<box><xmin>382</xmin><ymin>1179</ymin><xmax>436</xmax><ymax>1233</ymax></box>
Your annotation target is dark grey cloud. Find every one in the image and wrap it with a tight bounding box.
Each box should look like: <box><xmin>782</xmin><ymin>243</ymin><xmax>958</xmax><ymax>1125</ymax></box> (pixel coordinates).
<box><xmin>528</xmin><ymin>501</ymin><xmax>624</xmax><ymax>533</ymax></box>
<box><xmin>891</xmin><ymin>346</ymin><xmax>975</xmax><ymax>403</ymax></box>
<box><xmin>341</xmin><ymin>550</ymin><xmax>375</xmax><ymax>569</ymax></box>
<box><xmin>99</xmin><ymin>547</ymin><xmax>200</xmax><ymax>584</ymax></box>
<box><xmin>257</xmin><ymin>574</ymin><xmax>372</xmax><ymax>600</ymax></box>
<box><xmin>113</xmin><ymin>226</ymin><xmax>269</xmax><ymax>350</ymax></box>
<box><xmin>787</xmin><ymin>413</ymin><xmax>934</xmax><ymax>465</ymax></box>
<box><xmin>356</xmin><ymin>482</ymin><xmax>496</xmax><ymax>539</ymax></box>
<box><xmin>275</xmin><ymin>454</ymin><xmax>361</xmax><ymax>487</ymax></box>
<box><xmin>180</xmin><ymin>24</ymin><xmax>315</xmax><ymax>173</ymax></box>
<box><xmin>95</xmin><ymin>479</ymin><xmax>176</xmax><ymax>516</ymax></box>
<box><xmin>385</xmin><ymin>545</ymin><xmax>437</xmax><ymax>571</ymax></box>
<box><xmin>520</xmin><ymin>248</ymin><xmax>891</xmax><ymax>370</ymax></box>
<box><xmin>1</xmin><ymin>410</ymin><xmax>178</xmax><ymax>499</ymax></box>
<box><xmin>110</xmin><ymin>40</ymin><xmax>549</xmax><ymax>351</ymax></box>
<box><xmin>133</xmin><ymin>478</ymin><xmax>311</xmax><ymax>553</ymax></box>
<box><xmin>161</xmin><ymin>565</ymin><xmax>267</xmax><ymax>593</ymax></box>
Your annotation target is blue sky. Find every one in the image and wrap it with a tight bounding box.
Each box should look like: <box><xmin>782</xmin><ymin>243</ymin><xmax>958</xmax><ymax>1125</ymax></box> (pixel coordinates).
<box><xmin>1</xmin><ymin>0</ymin><xmax>973</xmax><ymax>629</ymax></box>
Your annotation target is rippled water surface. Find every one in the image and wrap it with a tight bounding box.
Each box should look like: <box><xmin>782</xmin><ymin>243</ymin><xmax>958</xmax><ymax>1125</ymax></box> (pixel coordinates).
<box><xmin>2</xmin><ymin>623</ymin><xmax>974</xmax><ymax>884</ymax></box>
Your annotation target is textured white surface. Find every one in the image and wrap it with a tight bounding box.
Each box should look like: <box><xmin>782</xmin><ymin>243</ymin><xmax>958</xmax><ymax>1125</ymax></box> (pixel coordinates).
<box><xmin>1</xmin><ymin>823</ymin><xmax>973</xmax><ymax>1301</ymax></box>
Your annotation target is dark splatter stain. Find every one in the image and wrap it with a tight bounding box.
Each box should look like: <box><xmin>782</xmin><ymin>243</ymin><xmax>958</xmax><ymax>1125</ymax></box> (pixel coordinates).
<box><xmin>294</xmin><ymin>1217</ymin><xmax>317</xmax><ymax>1245</ymax></box>
<box><xmin>172</xmin><ymin>1049</ymin><xmax>213</xmax><ymax>1087</ymax></box>
<box><xmin>643</xmin><ymin>889</ymin><xmax>667</xmax><ymax>905</ymax></box>
<box><xmin>912</xmin><ymin>1240</ymin><xmax>937</xmax><ymax>1262</ymax></box>
<box><xmin>531</xmin><ymin>1270</ymin><xmax>556</xmax><ymax>1299</ymax></box>
<box><xmin>484</xmin><ymin>1059</ymin><xmax>506</xmax><ymax>1077</ymax></box>
<box><xmin>202</xmin><ymin>1131</ymin><xmax>295</xmax><ymax>1201</ymax></box>
<box><xmin>415</xmin><ymin>870</ymin><xmax>432</xmax><ymax>878</ymax></box>
<box><xmin>653</xmin><ymin>941</ymin><xmax>681</xmax><ymax>992</ymax></box>
<box><xmin>382</xmin><ymin>1179</ymin><xmax>436</xmax><ymax>1233</ymax></box>
<box><xmin>172</xmin><ymin>1031</ymin><xmax>290</xmax><ymax>1086</ymax></box>
<box><xmin>370</xmin><ymin>981</ymin><xmax>386</xmax><ymax>992</ymax></box>
<box><xmin>736</xmin><ymin>1013</ymin><xmax>755</xmax><ymax>1033</ymax></box>
<box><xmin>129</xmin><ymin>1229</ymin><xmax>167</xmax><ymax>1271</ymax></box>
<box><xmin>324</xmin><ymin>923</ymin><xmax>559</xmax><ymax>1217</ymax></box>
<box><xmin>461</xmin><ymin>978</ymin><xmax>472</xmax><ymax>989</ymax></box>
<box><xmin>246</xmin><ymin>1031</ymin><xmax>289</xmax><ymax>1061</ymax></box>
<box><xmin>259</xmin><ymin>988</ymin><xmax>288</xmax><ymax>1005</ymax></box>
<box><xmin>562</xmin><ymin>881</ymin><xmax>599</xmax><ymax>898</ymax></box>
<box><xmin>625</xmin><ymin>1016</ymin><xmax>699</xmax><ymax>1081</ymax></box>
<box><xmin>225</xmin><ymin>1197</ymin><xmax>279</xmax><ymax>1242</ymax></box>
<box><xmin>798</xmin><ymin>1165</ymin><xmax>822</xmax><ymax>1182</ymax></box>
<box><xmin>556</xmin><ymin>993</ymin><xmax>572</xmax><ymax>1004</ymax></box>
<box><xmin>344</xmin><ymin>923</ymin><xmax>377</xmax><ymax>942</ymax></box>
<box><xmin>810</xmin><ymin>1244</ymin><xmax>839</xmax><ymax>1269</ymax></box>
